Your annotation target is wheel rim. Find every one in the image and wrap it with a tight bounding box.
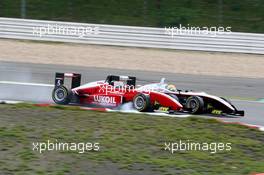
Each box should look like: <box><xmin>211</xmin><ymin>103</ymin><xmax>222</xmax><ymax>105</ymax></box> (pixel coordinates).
<box><xmin>188</xmin><ymin>99</ymin><xmax>199</xmax><ymax>112</ymax></box>
<box><xmin>190</xmin><ymin>100</ymin><xmax>197</xmax><ymax>109</ymax></box>
<box><xmin>134</xmin><ymin>96</ymin><xmax>145</xmax><ymax>109</ymax></box>
<box><xmin>54</xmin><ymin>88</ymin><xmax>67</xmax><ymax>101</ymax></box>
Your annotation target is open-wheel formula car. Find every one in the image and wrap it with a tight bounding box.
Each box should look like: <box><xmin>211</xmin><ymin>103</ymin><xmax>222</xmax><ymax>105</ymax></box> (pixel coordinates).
<box><xmin>52</xmin><ymin>73</ymin><xmax>244</xmax><ymax>116</ymax></box>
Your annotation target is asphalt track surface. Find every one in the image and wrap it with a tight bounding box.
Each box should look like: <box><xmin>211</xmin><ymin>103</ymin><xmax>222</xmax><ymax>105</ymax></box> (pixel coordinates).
<box><xmin>0</xmin><ymin>61</ymin><xmax>264</xmax><ymax>126</ymax></box>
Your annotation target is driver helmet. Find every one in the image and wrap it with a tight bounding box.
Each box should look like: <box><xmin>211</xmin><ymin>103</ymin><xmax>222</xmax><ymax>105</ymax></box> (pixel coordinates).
<box><xmin>166</xmin><ymin>84</ymin><xmax>177</xmax><ymax>92</ymax></box>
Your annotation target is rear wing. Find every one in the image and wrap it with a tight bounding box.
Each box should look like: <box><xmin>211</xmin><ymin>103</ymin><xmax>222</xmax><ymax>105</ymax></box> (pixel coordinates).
<box><xmin>55</xmin><ymin>72</ymin><xmax>81</xmax><ymax>89</ymax></box>
<box><xmin>105</xmin><ymin>75</ymin><xmax>136</xmax><ymax>87</ymax></box>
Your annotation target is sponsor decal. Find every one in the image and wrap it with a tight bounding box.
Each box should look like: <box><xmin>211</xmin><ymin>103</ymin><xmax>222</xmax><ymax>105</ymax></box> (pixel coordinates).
<box><xmin>211</xmin><ymin>109</ymin><xmax>222</xmax><ymax>115</ymax></box>
<box><xmin>158</xmin><ymin>107</ymin><xmax>170</xmax><ymax>112</ymax></box>
<box><xmin>93</xmin><ymin>96</ymin><xmax>117</xmax><ymax>105</ymax></box>
<box><xmin>207</xmin><ymin>103</ymin><xmax>213</xmax><ymax>109</ymax></box>
<box><xmin>154</xmin><ymin>101</ymin><xmax>160</xmax><ymax>106</ymax></box>
<box><xmin>153</xmin><ymin>100</ymin><xmax>161</xmax><ymax>110</ymax></box>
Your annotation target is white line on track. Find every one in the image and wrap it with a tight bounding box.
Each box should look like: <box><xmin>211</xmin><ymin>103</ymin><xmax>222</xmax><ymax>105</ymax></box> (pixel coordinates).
<box><xmin>239</xmin><ymin>123</ymin><xmax>264</xmax><ymax>132</ymax></box>
<box><xmin>0</xmin><ymin>81</ymin><xmax>54</xmax><ymax>87</ymax></box>
<box><xmin>231</xmin><ymin>99</ymin><xmax>264</xmax><ymax>104</ymax></box>
<box><xmin>0</xmin><ymin>100</ymin><xmax>23</xmax><ymax>104</ymax></box>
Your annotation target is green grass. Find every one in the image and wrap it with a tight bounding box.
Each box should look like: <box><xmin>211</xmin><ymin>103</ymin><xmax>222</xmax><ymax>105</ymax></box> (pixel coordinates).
<box><xmin>0</xmin><ymin>0</ymin><xmax>263</xmax><ymax>33</ymax></box>
<box><xmin>0</xmin><ymin>103</ymin><xmax>264</xmax><ymax>175</ymax></box>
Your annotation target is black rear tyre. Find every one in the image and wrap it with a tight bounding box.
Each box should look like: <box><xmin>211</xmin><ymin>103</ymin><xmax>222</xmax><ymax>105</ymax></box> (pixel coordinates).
<box><xmin>52</xmin><ymin>86</ymin><xmax>71</xmax><ymax>105</ymax></box>
<box><xmin>133</xmin><ymin>93</ymin><xmax>151</xmax><ymax>112</ymax></box>
<box><xmin>185</xmin><ymin>96</ymin><xmax>204</xmax><ymax>114</ymax></box>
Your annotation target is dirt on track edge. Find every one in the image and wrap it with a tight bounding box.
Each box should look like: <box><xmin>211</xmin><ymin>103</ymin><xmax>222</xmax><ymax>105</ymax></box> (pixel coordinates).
<box><xmin>0</xmin><ymin>39</ymin><xmax>264</xmax><ymax>78</ymax></box>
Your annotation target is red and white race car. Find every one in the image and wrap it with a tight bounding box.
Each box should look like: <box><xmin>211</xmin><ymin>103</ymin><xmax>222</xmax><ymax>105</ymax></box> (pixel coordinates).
<box><xmin>52</xmin><ymin>73</ymin><xmax>244</xmax><ymax>116</ymax></box>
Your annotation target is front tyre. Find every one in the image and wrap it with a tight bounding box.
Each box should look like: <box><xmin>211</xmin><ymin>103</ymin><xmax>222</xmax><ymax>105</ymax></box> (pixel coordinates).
<box><xmin>52</xmin><ymin>86</ymin><xmax>71</xmax><ymax>105</ymax></box>
<box><xmin>185</xmin><ymin>96</ymin><xmax>204</xmax><ymax>114</ymax></box>
<box><xmin>133</xmin><ymin>93</ymin><xmax>151</xmax><ymax>112</ymax></box>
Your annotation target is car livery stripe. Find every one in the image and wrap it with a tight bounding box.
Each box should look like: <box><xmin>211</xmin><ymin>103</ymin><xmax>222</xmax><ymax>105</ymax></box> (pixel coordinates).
<box><xmin>174</xmin><ymin>91</ymin><xmax>235</xmax><ymax>111</ymax></box>
<box><xmin>151</xmin><ymin>91</ymin><xmax>183</xmax><ymax>108</ymax></box>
